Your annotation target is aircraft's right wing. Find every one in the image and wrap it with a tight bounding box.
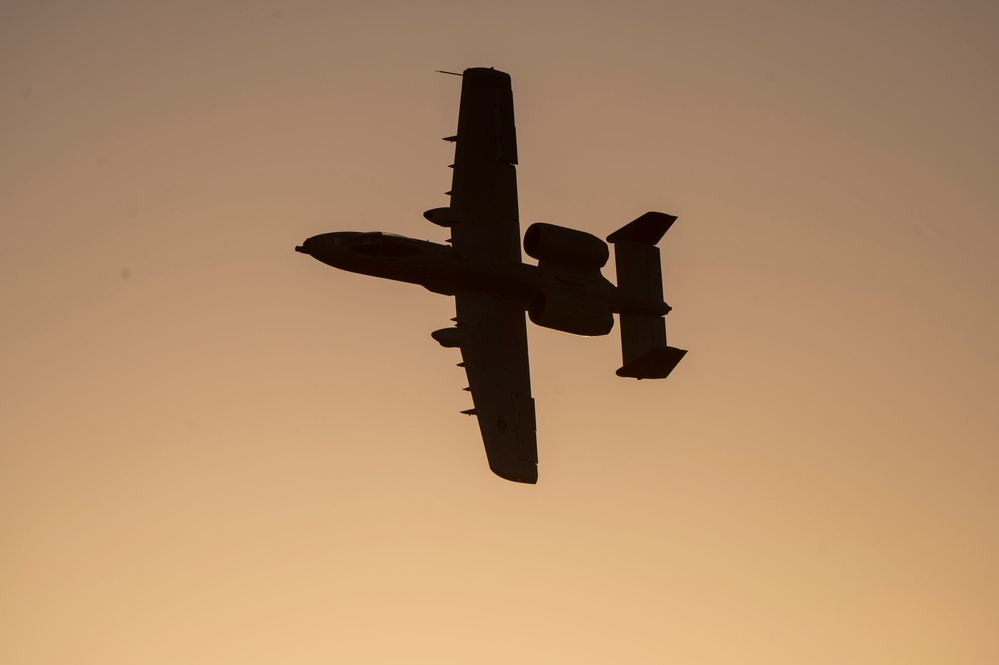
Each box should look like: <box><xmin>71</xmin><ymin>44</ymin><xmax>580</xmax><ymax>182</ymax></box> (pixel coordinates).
<box><xmin>455</xmin><ymin>290</ymin><xmax>538</xmax><ymax>484</ymax></box>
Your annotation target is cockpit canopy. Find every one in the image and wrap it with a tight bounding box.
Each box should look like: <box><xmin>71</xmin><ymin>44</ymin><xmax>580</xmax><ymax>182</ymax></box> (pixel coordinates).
<box><xmin>343</xmin><ymin>232</ymin><xmax>425</xmax><ymax>258</ymax></box>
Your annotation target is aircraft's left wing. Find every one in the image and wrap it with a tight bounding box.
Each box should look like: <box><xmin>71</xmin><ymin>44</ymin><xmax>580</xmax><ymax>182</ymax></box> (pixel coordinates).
<box><xmin>455</xmin><ymin>290</ymin><xmax>538</xmax><ymax>484</ymax></box>
<box><xmin>446</xmin><ymin>68</ymin><xmax>520</xmax><ymax>262</ymax></box>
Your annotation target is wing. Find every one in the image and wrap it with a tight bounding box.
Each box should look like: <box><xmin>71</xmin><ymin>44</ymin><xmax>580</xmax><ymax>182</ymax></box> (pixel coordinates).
<box><xmin>455</xmin><ymin>290</ymin><xmax>537</xmax><ymax>484</ymax></box>
<box><xmin>447</xmin><ymin>68</ymin><xmax>521</xmax><ymax>261</ymax></box>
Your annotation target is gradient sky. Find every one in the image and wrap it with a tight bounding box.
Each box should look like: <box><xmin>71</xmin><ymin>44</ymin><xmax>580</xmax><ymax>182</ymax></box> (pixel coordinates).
<box><xmin>3</xmin><ymin>1</ymin><xmax>998</xmax><ymax>662</ymax></box>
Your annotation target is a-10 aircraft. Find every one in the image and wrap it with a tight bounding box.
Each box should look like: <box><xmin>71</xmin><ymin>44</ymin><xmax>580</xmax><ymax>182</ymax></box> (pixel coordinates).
<box><xmin>296</xmin><ymin>67</ymin><xmax>685</xmax><ymax>484</ymax></box>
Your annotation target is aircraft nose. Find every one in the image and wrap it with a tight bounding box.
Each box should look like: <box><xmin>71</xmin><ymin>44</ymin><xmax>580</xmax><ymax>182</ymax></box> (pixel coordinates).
<box><xmin>295</xmin><ymin>237</ymin><xmax>312</xmax><ymax>254</ymax></box>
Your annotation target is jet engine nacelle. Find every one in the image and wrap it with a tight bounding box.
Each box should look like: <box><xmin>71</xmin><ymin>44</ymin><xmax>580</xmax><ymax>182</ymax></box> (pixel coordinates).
<box><xmin>524</xmin><ymin>223</ymin><xmax>609</xmax><ymax>271</ymax></box>
<box><xmin>528</xmin><ymin>290</ymin><xmax>614</xmax><ymax>337</ymax></box>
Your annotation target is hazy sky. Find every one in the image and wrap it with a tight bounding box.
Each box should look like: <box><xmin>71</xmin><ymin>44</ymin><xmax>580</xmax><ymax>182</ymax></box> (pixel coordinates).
<box><xmin>3</xmin><ymin>1</ymin><xmax>998</xmax><ymax>662</ymax></box>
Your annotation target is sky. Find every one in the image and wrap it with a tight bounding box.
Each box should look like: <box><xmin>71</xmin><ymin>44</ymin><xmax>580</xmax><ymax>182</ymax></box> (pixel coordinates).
<box><xmin>2</xmin><ymin>1</ymin><xmax>998</xmax><ymax>662</ymax></box>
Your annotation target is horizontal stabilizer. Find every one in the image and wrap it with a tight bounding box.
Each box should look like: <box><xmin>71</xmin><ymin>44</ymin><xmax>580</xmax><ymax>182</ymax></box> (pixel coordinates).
<box><xmin>607</xmin><ymin>212</ymin><xmax>677</xmax><ymax>245</ymax></box>
<box><xmin>616</xmin><ymin>345</ymin><xmax>687</xmax><ymax>379</ymax></box>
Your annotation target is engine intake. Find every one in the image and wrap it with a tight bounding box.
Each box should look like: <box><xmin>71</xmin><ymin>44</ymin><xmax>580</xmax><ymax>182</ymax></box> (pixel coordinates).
<box><xmin>528</xmin><ymin>291</ymin><xmax>614</xmax><ymax>337</ymax></box>
<box><xmin>524</xmin><ymin>223</ymin><xmax>609</xmax><ymax>271</ymax></box>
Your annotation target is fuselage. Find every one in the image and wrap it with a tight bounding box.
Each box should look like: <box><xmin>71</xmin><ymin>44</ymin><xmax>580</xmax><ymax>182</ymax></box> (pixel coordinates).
<box><xmin>295</xmin><ymin>230</ymin><xmax>670</xmax><ymax>318</ymax></box>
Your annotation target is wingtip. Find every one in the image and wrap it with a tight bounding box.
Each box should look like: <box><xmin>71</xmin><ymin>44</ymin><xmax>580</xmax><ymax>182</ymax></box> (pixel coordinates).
<box><xmin>490</xmin><ymin>464</ymin><xmax>538</xmax><ymax>484</ymax></box>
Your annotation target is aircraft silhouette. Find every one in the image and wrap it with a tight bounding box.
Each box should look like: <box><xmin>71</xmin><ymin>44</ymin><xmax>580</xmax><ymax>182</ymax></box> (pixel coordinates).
<box><xmin>296</xmin><ymin>67</ymin><xmax>685</xmax><ymax>484</ymax></box>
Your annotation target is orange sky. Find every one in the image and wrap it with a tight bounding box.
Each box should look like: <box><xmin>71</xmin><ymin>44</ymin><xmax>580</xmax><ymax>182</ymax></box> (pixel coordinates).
<box><xmin>2</xmin><ymin>1</ymin><xmax>997</xmax><ymax>662</ymax></box>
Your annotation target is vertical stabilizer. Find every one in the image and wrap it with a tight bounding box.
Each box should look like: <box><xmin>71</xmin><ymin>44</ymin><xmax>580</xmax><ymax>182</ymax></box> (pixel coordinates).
<box><xmin>608</xmin><ymin>212</ymin><xmax>686</xmax><ymax>379</ymax></box>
